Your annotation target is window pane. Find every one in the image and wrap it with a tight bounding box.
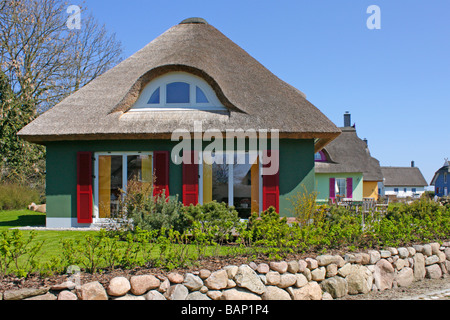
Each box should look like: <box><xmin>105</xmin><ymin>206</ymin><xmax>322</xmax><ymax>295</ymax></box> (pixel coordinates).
<box><xmin>98</xmin><ymin>155</ymin><xmax>122</xmax><ymax>218</ymax></box>
<box><xmin>147</xmin><ymin>87</ymin><xmax>160</xmax><ymax>104</ymax></box>
<box><xmin>212</xmin><ymin>154</ymin><xmax>228</xmax><ymax>204</ymax></box>
<box><xmin>251</xmin><ymin>158</ymin><xmax>259</xmax><ymax>215</ymax></box>
<box><xmin>336</xmin><ymin>178</ymin><xmax>347</xmax><ymax>197</ymax></box>
<box><xmin>127</xmin><ymin>155</ymin><xmax>152</xmax><ymax>184</ymax></box>
<box><xmin>196</xmin><ymin>86</ymin><xmax>209</xmax><ymax>103</ymax></box>
<box><xmin>166</xmin><ymin>82</ymin><xmax>190</xmax><ymax>103</ymax></box>
<box><xmin>233</xmin><ymin>153</ymin><xmax>254</xmax><ymax>219</ymax></box>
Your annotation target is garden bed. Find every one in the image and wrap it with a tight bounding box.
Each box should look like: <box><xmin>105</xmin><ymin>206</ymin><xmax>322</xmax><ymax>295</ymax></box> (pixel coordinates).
<box><xmin>1</xmin><ymin>240</ymin><xmax>449</xmax><ymax>300</ymax></box>
<box><xmin>1</xmin><ymin>198</ymin><xmax>450</xmax><ymax>298</ymax></box>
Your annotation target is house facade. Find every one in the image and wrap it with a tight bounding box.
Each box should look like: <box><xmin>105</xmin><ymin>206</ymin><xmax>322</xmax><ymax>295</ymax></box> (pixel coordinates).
<box><xmin>430</xmin><ymin>159</ymin><xmax>450</xmax><ymax>197</ymax></box>
<box><xmin>315</xmin><ymin>112</ymin><xmax>383</xmax><ymax>203</ymax></box>
<box><xmin>379</xmin><ymin>163</ymin><xmax>428</xmax><ymax>198</ymax></box>
<box><xmin>18</xmin><ymin>18</ymin><xmax>340</xmax><ymax>228</ymax></box>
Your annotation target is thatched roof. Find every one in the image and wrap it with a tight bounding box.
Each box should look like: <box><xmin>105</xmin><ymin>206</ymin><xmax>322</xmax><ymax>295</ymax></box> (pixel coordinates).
<box><xmin>381</xmin><ymin>166</ymin><xmax>428</xmax><ymax>187</ymax></box>
<box><xmin>18</xmin><ymin>18</ymin><xmax>340</xmax><ymax>149</ymax></box>
<box><xmin>430</xmin><ymin>159</ymin><xmax>449</xmax><ymax>185</ymax></box>
<box><xmin>315</xmin><ymin>127</ymin><xmax>383</xmax><ymax>182</ymax></box>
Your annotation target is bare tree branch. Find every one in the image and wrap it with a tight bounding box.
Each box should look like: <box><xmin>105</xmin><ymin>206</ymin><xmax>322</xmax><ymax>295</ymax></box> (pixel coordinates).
<box><xmin>0</xmin><ymin>0</ymin><xmax>123</xmax><ymax>113</ymax></box>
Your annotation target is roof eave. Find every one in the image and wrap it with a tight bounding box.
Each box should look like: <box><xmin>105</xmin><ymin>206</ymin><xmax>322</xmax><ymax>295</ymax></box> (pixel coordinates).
<box><xmin>18</xmin><ymin>130</ymin><xmax>342</xmax><ymax>145</ymax></box>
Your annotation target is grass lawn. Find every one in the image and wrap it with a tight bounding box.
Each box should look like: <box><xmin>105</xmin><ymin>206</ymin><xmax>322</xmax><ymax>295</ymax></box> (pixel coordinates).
<box><xmin>0</xmin><ymin>209</ymin><xmax>46</xmax><ymax>231</ymax></box>
<box><xmin>0</xmin><ymin>210</ymin><xmax>99</xmax><ymax>274</ymax></box>
<box><xmin>0</xmin><ymin>210</ymin><xmax>250</xmax><ymax>275</ymax></box>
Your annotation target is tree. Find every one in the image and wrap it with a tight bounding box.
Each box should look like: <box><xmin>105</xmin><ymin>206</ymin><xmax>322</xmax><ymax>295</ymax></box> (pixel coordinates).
<box><xmin>0</xmin><ymin>0</ymin><xmax>123</xmax><ymax>183</ymax></box>
<box><xmin>0</xmin><ymin>70</ymin><xmax>43</xmax><ymax>184</ymax></box>
<box><xmin>0</xmin><ymin>0</ymin><xmax>123</xmax><ymax>113</ymax></box>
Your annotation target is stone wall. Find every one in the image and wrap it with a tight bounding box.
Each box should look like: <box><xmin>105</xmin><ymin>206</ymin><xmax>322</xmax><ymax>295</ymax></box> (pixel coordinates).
<box><xmin>2</xmin><ymin>241</ymin><xmax>450</xmax><ymax>300</ymax></box>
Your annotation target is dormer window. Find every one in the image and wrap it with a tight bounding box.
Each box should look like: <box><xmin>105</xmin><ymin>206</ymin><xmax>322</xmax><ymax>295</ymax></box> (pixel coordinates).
<box><xmin>196</xmin><ymin>86</ymin><xmax>209</xmax><ymax>103</ymax></box>
<box><xmin>131</xmin><ymin>72</ymin><xmax>225</xmax><ymax>111</ymax></box>
<box><xmin>166</xmin><ymin>82</ymin><xmax>190</xmax><ymax>103</ymax></box>
<box><xmin>314</xmin><ymin>150</ymin><xmax>327</xmax><ymax>162</ymax></box>
<box><xmin>147</xmin><ymin>88</ymin><xmax>160</xmax><ymax>104</ymax></box>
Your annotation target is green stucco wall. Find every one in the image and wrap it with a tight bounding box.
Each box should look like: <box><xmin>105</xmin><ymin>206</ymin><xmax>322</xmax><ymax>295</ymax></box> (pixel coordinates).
<box><xmin>315</xmin><ymin>172</ymin><xmax>363</xmax><ymax>202</ymax></box>
<box><xmin>45</xmin><ymin>138</ymin><xmax>315</xmax><ymax>220</ymax></box>
<box><xmin>278</xmin><ymin>139</ymin><xmax>315</xmax><ymax>217</ymax></box>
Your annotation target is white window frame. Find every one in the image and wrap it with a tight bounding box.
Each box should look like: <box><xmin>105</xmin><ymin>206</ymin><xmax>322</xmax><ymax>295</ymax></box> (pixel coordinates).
<box><xmin>198</xmin><ymin>150</ymin><xmax>263</xmax><ymax>216</ymax></box>
<box><xmin>335</xmin><ymin>178</ymin><xmax>347</xmax><ymax>198</ymax></box>
<box><xmin>93</xmin><ymin>151</ymin><xmax>153</xmax><ymax>222</ymax></box>
<box><xmin>130</xmin><ymin>72</ymin><xmax>226</xmax><ymax>112</ymax></box>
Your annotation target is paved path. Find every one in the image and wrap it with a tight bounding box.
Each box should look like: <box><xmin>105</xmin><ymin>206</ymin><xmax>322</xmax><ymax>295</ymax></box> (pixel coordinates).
<box><xmin>409</xmin><ymin>287</ymin><xmax>450</xmax><ymax>300</ymax></box>
<box><xmin>339</xmin><ymin>276</ymin><xmax>450</xmax><ymax>300</ymax></box>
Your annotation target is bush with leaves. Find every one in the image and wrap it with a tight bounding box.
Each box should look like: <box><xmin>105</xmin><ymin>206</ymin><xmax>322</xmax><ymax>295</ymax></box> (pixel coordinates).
<box><xmin>128</xmin><ymin>195</ymin><xmax>189</xmax><ymax>233</ymax></box>
<box><xmin>287</xmin><ymin>185</ymin><xmax>321</xmax><ymax>225</ymax></box>
<box><xmin>0</xmin><ymin>183</ymin><xmax>40</xmax><ymax>210</ymax></box>
<box><xmin>113</xmin><ymin>179</ymin><xmax>189</xmax><ymax>233</ymax></box>
<box><xmin>0</xmin><ymin>229</ymin><xmax>44</xmax><ymax>277</ymax></box>
<box><xmin>184</xmin><ymin>201</ymin><xmax>240</xmax><ymax>242</ymax></box>
<box><xmin>247</xmin><ymin>207</ymin><xmax>295</xmax><ymax>246</ymax></box>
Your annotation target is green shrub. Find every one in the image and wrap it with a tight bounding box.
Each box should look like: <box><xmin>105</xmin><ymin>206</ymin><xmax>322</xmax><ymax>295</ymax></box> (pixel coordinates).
<box><xmin>184</xmin><ymin>201</ymin><xmax>240</xmax><ymax>242</ymax></box>
<box><xmin>127</xmin><ymin>195</ymin><xmax>189</xmax><ymax>233</ymax></box>
<box><xmin>287</xmin><ymin>185</ymin><xmax>320</xmax><ymax>225</ymax></box>
<box><xmin>114</xmin><ymin>179</ymin><xmax>190</xmax><ymax>233</ymax></box>
<box><xmin>380</xmin><ymin>198</ymin><xmax>450</xmax><ymax>245</ymax></box>
<box><xmin>247</xmin><ymin>207</ymin><xmax>297</xmax><ymax>247</ymax></box>
<box><xmin>0</xmin><ymin>229</ymin><xmax>44</xmax><ymax>277</ymax></box>
<box><xmin>0</xmin><ymin>183</ymin><xmax>40</xmax><ymax>210</ymax></box>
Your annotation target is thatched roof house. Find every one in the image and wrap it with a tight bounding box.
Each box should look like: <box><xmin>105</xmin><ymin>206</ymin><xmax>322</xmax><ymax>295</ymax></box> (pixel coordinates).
<box><xmin>315</xmin><ymin>128</ymin><xmax>383</xmax><ymax>182</ymax></box>
<box><xmin>19</xmin><ymin>17</ymin><xmax>339</xmax><ymax>149</ymax></box>
<box><xmin>315</xmin><ymin>112</ymin><xmax>383</xmax><ymax>201</ymax></box>
<box><xmin>380</xmin><ymin>165</ymin><xmax>428</xmax><ymax>198</ymax></box>
<box><xmin>381</xmin><ymin>166</ymin><xmax>428</xmax><ymax>188</ymax></box>
<box><xmin>19</xmin><ymin>18</ymin><xmax>340</xmax><ymax>227</ymax></box>
<box><xmin>430</xmin><ymin>159</ymin><xmax>449</xmax><ymax>197</ymax></box>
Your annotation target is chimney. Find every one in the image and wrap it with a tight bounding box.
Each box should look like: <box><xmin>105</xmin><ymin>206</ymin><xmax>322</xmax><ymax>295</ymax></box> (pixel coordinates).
<box><xmin>411</xmin><ymin>161</ymin><xmax>415</xmax><ymax>167</ymax></box>
<box><xmin>363</xmin><ymin>138</ymin><xmax>368</xmax><ymax>146</ymax></box>
<box><xmin>344</xmin><ymin>111</ymin><xmax>351</xmax><ymax>127</ymax></box>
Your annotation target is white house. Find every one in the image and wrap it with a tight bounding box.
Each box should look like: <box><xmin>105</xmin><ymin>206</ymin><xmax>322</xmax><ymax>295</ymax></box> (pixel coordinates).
<box><xmin>378</xmin><ymin>163</ymin><xmax>428</xmax><ymax>199</ymax></box>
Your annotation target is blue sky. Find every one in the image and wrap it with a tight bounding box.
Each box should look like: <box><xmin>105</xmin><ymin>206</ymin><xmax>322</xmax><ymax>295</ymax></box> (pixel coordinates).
<box><xmin>80</xmin><ymin>0</ymin><xmax>449</xmax><ymax>185</ymax></box>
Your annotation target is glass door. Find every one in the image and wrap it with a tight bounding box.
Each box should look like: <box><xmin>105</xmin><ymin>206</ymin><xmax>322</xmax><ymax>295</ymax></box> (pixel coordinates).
<box><xmin>201</xmin><ymin>151</ymin><xmax>261</xmax><ymax>219</ymax></box>
<box><xmin>98</xmin><ymin>155</ymin><xmax>123</xmax><ymax>218</ymax></box>
<box><xmin>95</xmin><ymin>152</ymin><xmax>152</xmax><ymax>220</ymax></box>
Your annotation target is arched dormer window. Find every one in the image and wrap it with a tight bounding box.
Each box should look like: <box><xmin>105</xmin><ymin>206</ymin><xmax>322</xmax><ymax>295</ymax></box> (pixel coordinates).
<box><xmin>314</xmin><ymin>150</ymin><xmax>327</xmax><ymax>162</ymax></box>
<box><xmin>130</xmin><ymin>72</ymin><xmax>226</xmax><ymax>111</ymax></box>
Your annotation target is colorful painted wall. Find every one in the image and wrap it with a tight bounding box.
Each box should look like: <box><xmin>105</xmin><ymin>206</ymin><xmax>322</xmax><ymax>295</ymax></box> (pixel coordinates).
<box><xmin>363</xmin><ymin>181</ymin><xmax>379</xmax><ymax>200</ymax></box>
<box><xmin>434</xmin><ymin>172</ymin><xmax>449</xmax><ymax>197</ymax></box>
<box><xmin>315</xmin><ymin>173</ymin><xmax>363</xmax><ymax>203</ymax></box>
<box><xmin>44</xmin><ymin>139</ymin><xmax>315</xmax><ymax>227</ymax></box>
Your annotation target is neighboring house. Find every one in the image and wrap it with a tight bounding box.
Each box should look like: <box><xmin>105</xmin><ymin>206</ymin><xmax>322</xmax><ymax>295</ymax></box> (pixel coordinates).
<box><xmin>430</xmin><ymin>159</ymin><xmax>450</xmax><ymax>197</ymax></box>
<box><xmin>379</xmin><ymin>163</ymin><xmax>428</xmax><ymax>198</ymax></box>
<box><xmin>18</xmin><ymin>18</ymin><xmax>340</xmax><ymax>228</ymax></box>
<box><xmin>315</xmin><ymin>112</ymin><xmax>383</xmax><ymax>202</ymax></box>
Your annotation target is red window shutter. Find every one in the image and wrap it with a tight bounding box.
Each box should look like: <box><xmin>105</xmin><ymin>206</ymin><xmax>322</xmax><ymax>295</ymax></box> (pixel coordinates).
<box><xmin>262</xmin><ymin>150</ymin><xmax>279</xmax><ymax>212</ymax></box>
<box><xmin>347</xmin><ymin>178</ymin><xmax>353</xmax><ymax>199</ymax></box>
<box><xmin>182</xmin><ymin>150</ymin><xmax>199</xmax><ymax>206</ymax></box>
<box><xmin>329</xmin><ymin>178</ymin><xmax>336</xmax><ymax>200</ymax></box>
<box><xmin>153</xmin><ymin>151</ymin><xmax>170</xmax><ymax>199</ymax></box>
<box><xmin>77</xmin><ymin>152</ymin><xmax>93</xmax><ymax>224</ymax></box>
